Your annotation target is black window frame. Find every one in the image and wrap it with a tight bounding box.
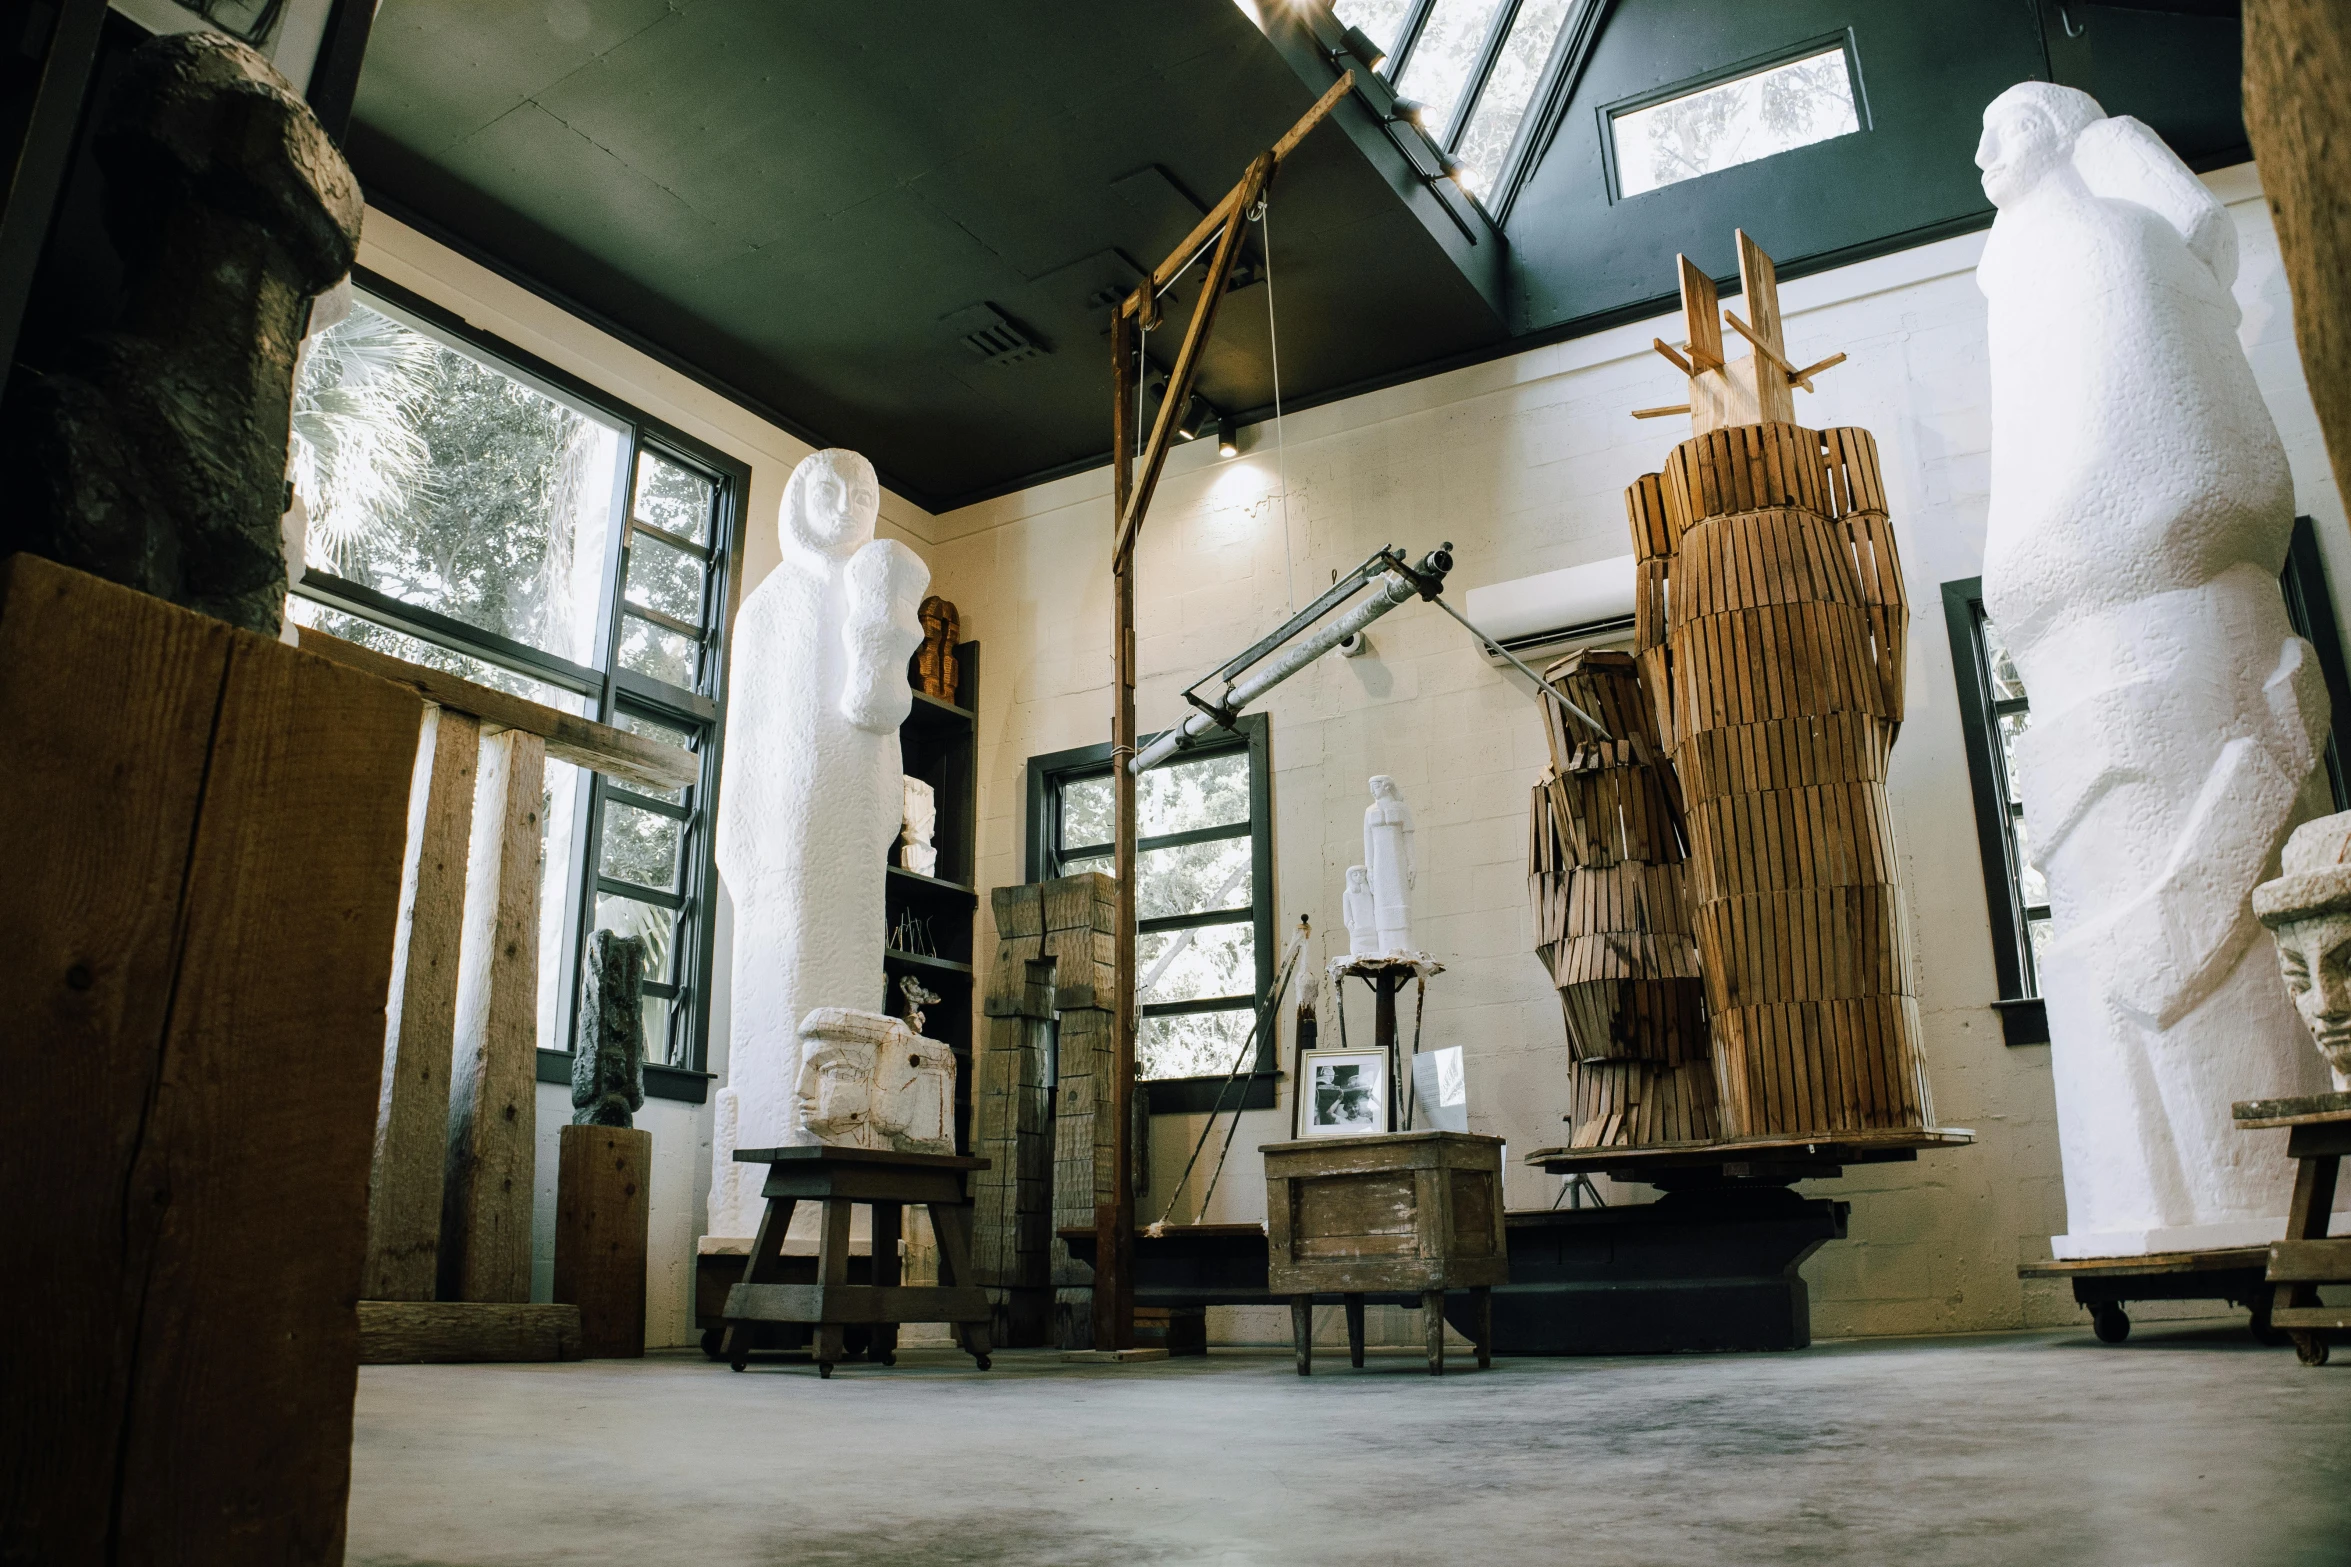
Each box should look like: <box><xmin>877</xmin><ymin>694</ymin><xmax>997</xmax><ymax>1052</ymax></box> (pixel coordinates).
<box><xmin>1946</xmin><ymin>521</ymin><xmax>2350</xmax><ymax>1050</ymax></box>
<box><xmin>289</xmin><ymin>266</ymin><xmax>745</xmax><ymax>1103</ymax></box>
<box><xmin>1595</xmin><ymin>29</ymin><xmax>1870</xmax><ymax>207</ymax></box>
<box><xmin>1025</xmin><ymin>714</ymin><xmax>1277</xmax><ymax>1115</ymax></box>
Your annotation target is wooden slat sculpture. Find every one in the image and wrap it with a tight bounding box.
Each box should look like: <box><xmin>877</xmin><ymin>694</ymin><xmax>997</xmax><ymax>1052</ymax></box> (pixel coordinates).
<box><xmin>1625</xmin><ymin>232</ymin><xmax>1935</xmax><ymax>1139</ymax></box>
<box><xmin>1528</xmin><ymin>650</ymin><xmax>1717</xmax><ymax>1147</ymax></box>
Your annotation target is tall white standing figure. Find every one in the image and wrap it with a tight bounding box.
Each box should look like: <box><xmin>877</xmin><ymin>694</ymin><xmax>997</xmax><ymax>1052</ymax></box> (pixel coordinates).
<box><xmin>1976</xmin><ymin>82</ymin><xmax>2332</xmax><ymax>1257</ymax></box>
<box><xmin>707</xmin><ymin>449</ymin><xmax>929</xmax><ymax>1238</ymax></box>
<box><xmin>1363</xmin><ymin>776</ymin><xmax>1416</xmax><ymax>957</ymax></box>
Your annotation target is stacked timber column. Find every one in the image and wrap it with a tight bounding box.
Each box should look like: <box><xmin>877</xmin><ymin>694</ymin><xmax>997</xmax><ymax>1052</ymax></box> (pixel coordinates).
<box><xmin>1633</xmin><ymin>420</ymin><xmax>1932</xmax><ymax>1136</ymax></box>
<box><xmin>439</xmin><ymin>727</ymin><xmax>547</xmax><ymax>1302</ymax></box>
<box><xmin>1040</xmin><ymin>873</ymin><xmax>1124</xmax><ymax>1350</ymax></box>
<box><xmin>973</xmin><ymin>884</ymin><xmax>1056</xmax><ymax>1347</ymax></box>
<box><xmin>1528</xmin><ymin>650</ymin><xmax>1716</xmax><ymax>1148</ymax></box>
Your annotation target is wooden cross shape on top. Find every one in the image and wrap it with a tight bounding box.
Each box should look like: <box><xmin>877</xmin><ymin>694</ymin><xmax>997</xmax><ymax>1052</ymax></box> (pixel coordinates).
<box><xmin>1634</xmin><ymin>230</ymin><xmax>1846</xmax><ymax>431</ymax></box>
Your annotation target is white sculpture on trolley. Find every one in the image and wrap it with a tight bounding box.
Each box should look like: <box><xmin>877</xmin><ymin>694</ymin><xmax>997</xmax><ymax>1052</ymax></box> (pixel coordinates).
<box><xmin>706</xmin><ymin>448</ymin><xmax>948</xmax><ymax>1239</ymax></box>
<box><xmin>1975</xmin><ymin>82</ymin><xmax>2333</xmax><ymax>1258</ymax></box>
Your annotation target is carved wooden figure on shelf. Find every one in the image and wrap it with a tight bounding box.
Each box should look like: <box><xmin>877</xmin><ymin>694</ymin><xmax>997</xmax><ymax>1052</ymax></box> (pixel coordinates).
<box><xmin>1626</xmin><ymin>232</ymin><xmax>1934</xmax><ymax>1140</ymax></box>
<box><xmin>917</xmin><ymin>595</ymin><xmax>962</xmax><ymax>700</ymax></box>
<box><xmin>1528</xmin><ymin>650</ymin><xmax>1715</xmax><ymax>1148</ymax></box>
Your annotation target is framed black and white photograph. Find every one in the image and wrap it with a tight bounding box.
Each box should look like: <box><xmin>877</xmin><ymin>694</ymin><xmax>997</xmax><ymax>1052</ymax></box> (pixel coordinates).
<box><xmin>1296</xmin><ymin>1048</ymin><xmax>1391</xmax><ymax>1139</ymax></box>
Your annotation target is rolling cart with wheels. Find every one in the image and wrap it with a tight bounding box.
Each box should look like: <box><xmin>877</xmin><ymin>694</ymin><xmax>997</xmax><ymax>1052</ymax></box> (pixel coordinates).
<box><xmin>2017</xmin><ymin>1249</ymin><xmax>2281</xmax><ymax>1347</ymax></box>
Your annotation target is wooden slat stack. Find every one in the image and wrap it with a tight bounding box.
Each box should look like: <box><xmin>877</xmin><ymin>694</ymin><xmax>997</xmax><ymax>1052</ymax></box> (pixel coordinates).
<box><xmin>1529</xmin><ymin>650</ymin><xmax>1716</xmax><ymax>1148</ymax></box>
<box><xmin>1629</xmin><ymin>418</ymin><xmax>1932</xmax><ymax>1137</ymax></box>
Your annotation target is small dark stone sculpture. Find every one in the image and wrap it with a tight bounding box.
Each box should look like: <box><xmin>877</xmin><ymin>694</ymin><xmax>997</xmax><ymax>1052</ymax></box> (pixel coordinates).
<box><xmin>572</xmin><ymin>931</ymin><xmax>648</xmax><ymax>1129</ymax></box>
<box><xmin>0</xmin><ymin>31</ymin><xmax>362</xmax><ymax>636</ymax></box>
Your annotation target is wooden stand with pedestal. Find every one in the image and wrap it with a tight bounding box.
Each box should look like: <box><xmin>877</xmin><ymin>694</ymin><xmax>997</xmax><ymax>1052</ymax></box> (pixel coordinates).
<box><xmin>1263</xmin><ymin>1131</ymin><xmax>1507</xmax><ymax>1376</ymax></box>
<box><xmin>720</xmin><ymin>1145</ymin><xmax>995</xmax><ymax>1378</ymax></box>
<box><xmin>555</xmin><ymin>1124</ymin><xmax>654</xmax><ymax>1358</ymax></box>
<box><xmin>2235</xmin><ymin>1090</ymin><xmax>2351</xmax><ymax>1366</ymax></box>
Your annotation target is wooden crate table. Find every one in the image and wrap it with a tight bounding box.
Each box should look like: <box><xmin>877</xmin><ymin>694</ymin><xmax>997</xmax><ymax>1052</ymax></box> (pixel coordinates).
<box><xmin>2234</xmin><ymin>1091</ymin><xmax>2351</xmax><ymax>1367</ymax></box>
<box><xmin>2016</xmin><ymin>1249</ymin><xmax>2280</xmax><ymax>1345</ymax></box>
<box><xmin>720</xmin><ymin>1146</ymin><xmax>993</xmax><ymax>1378</ymax></box>
<box><xmin>1263</xmin><ymin>1131</ymin><xmax>1508</xmax><ymax>1376</ymax></box>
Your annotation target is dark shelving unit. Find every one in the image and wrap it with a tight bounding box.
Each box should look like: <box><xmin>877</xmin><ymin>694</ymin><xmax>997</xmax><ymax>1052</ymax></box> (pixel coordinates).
<box><xmin>889</xmin><ymin>640</ymin><xmax>978</xmax><ymax>1152</ymax></box>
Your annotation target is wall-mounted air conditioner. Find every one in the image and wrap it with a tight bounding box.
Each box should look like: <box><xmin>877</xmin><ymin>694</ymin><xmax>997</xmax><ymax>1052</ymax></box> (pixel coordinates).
<box><xmin>1462</xmin><ymin>554</ymin><xmax>1637</xmax><ymax>668</ymax></box>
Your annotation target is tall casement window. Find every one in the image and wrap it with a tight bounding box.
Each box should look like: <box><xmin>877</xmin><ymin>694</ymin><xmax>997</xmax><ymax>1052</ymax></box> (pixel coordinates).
<box><xmin>286</xmin><ymin>272</ymin><xmax>745</xmax><ymax>1097</ymax></box>
<box><xmin>1946</xmin><ymin>524</ymin><xmax>2351</xmax><ymax>1050</ymax></box>
<box><xmin>1027</xmin><ymin>716</ymin><xmax>1276</xmax><ymax>1113</ymax></box>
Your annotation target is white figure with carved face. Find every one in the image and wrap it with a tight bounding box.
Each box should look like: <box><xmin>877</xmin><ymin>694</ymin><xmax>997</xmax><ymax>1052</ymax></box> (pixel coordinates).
<box><xmin>1976</xmin><ymin>82</ymin><xmax>2332</xmax><ymax>1257</ymax></box>
<box><xmin>1343</xmin><ymin>865</ymin><xmax>1378</xmax><ymax>959</ymax></box>
<box><xmin>2255</xmin><ymin>812</ymin><xmax>2351</xmax><ymax>1091</ymax></box>
<box><xmin>706</xmin><ymin>449</ymin><xmax>930</xmax><ymax>1237</ymax></box>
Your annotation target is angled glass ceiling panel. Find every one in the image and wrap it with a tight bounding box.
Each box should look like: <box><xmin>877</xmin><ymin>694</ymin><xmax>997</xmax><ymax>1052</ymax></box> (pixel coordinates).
<box><xmin>1453</xmin><ymin>0</ymin><xmax>1576</xmax><ymax>198</ymax></box>
<box><xmin>1330</xmin><ymin>0</ymin><xmax>1416</xmax><ymax>57</ymax></box>
<box><xmin>1395</xmin><ymin>0</ymin><xmax>1509</xmax><ymax>142</ymax></box>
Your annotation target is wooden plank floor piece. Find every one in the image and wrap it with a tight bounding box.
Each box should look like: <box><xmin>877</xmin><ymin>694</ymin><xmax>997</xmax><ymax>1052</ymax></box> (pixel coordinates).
<box><xmin>440</xmin><ymin>729</ymin><xmax>546</xmax><ymax>1303</ymax></box>
<box><xmin>357</xmin><ymin>1301</ymin><xmax>584</xmax><ymax>1363</ymax></box>
<box><xmin>0</xmin><ymin>558</ymin><xmax>421</xmax><ymax>1565</ymax></box>
<box><xmin>365</xmin><ymin>705</ymin><xmax>479</xmax><ymax>1301</ymax></box>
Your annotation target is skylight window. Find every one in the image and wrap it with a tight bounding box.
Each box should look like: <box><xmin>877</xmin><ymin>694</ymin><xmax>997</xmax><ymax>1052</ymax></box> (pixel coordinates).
<box><xmin>1610</xmin><ymin>44</ymin><xmax>1862</xmax><ymax>198</ymax></box>
<box><xmin>1331</xmin><ymin>0</ymin><xmax>1599</xmax><ymax>210</ymax></box>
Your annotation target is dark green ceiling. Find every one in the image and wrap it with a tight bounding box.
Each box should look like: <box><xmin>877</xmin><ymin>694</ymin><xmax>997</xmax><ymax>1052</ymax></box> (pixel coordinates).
<box><xmin>345</xmin><ymin>0</ymin><xmax>2245</xmax><ymax>511</ymax></box>
<box><xmin>347</xmin><ymin>0</ymin><xmax>1506</xmax><ymax>509</ymax></box>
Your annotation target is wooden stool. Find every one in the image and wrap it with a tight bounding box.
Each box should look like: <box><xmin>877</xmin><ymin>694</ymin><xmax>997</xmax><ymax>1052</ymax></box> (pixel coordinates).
<box><xmin>2234</xmin><ymin>1092</ymin><xmax>2351</xmax><ymax>1367</ymax></box>
<box><xmin>1263</xmin><ymin>1131</ymin><xmax>1507</xmax><ymax>1376</ymax></box>
<box><xmin>719</xmin><ymin>1146</ymin><xmax>993</xmax><ymax>1378</ymax></box>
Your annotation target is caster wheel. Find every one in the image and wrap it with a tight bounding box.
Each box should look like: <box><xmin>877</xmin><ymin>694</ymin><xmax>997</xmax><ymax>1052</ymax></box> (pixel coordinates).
<box><xmin>2293</xmin><ymin>1333</ymin><xmax>2331</xmax><ymax>1367</ymax></box>
<box><xmin>729</xmin><ymin>1356</ymin><xmax>748</xmax><ymax>1373</ymax></box>
<box><xmin>2092</xmin><ymin>1305</ymin><xmax>2130</xmax><ymax>1345</ymax></box>
<box><xmin>701</xmin><ymin>1328</ymin><xmax>725</xmax><ymax>1362</ymax></box>
<box><xmin>879</xmin><ymin>1352</ymin><xmax>897</xmax><ymax>1367</ymax></box>
<box><xmin>2248</xmin><ymin>1302</ymin><xmax>2290</xmax><ymax>1348</ymax></box>
<box><xmin>975</xmin><ymin>1354</ymin><xmax>992</xmax><ymax>1371</ymax></box>
<box><xmin>819</xmin><ymin>1361</ymin><xmax>834</xmax><ymax>1379</ymax></box>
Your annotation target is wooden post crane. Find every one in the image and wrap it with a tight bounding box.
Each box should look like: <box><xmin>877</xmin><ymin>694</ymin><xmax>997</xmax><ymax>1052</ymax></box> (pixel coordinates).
<box><xmin>1096</xmin><ymin>72</ymin><xmax>1353</xmax><ymax>1351</ymax></box>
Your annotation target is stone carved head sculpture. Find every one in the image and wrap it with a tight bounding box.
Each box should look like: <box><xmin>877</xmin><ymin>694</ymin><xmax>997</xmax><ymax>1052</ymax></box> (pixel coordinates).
<box><xmin>2254</xmin><ymin>812</ymin><xmax>2351</xmax><ymax>1090</ymax></box>
<box><xmin>781</xmin><ymin>447</ymin><xmax>880</xmax><ymax>562</ymax></box>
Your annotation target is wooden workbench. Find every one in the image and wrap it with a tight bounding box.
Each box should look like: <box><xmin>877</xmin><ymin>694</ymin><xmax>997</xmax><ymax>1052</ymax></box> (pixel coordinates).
<box><xmin>2234</xmin><ymin>1091</ymin><xmax>2351</xmax><ymax>1367</ymax></box>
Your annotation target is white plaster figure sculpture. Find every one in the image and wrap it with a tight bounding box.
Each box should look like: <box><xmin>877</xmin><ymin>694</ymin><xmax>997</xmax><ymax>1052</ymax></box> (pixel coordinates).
<box><xmin>900</xmin><ymin>775</ymin><xmax>939</xmax><ymax>877</ymax></box>
<box><xmin>1363</xmin><ymin>776</ymin><xmax>1417</xmax><ymax>957</ymax></box>
<box><xmin>1343</xmin><ymin>865</ymin><xmax>1378</xmax><ymax>959</ymax></box>
<box><xmin>2254</xmin><ymin>811</ymin><xmax>2351</xmax><ymax>1091</ymax></box>
<box><xmin>707</xmin><ymin>449</ymin><xmax>933</xmax><ymax>1237</ymax></box>
<box><xmin>1976</xmin><ymin>82</ymin><xmax>2332</xmax><ymax>1257</ymax></box>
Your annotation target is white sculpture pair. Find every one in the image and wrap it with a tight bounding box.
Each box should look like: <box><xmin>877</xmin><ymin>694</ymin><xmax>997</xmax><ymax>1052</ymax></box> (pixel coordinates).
<box><xmin>1344</xmin><ymin>775</ymin><xmax>1416</xmax><ymax>960</ymax></box>
<box><xmin>707</xmin><ymin>449</ymin><xmax>952</xmax><ymax>1240</ymax></box>
<box><xmin>1977</xmin><ymin>83</ymin><xmax>2337</xmax><ymax>1256</ymax></box>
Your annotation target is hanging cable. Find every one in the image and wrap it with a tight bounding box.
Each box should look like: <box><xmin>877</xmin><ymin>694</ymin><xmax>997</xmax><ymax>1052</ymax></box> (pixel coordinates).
<box><xmin>1258</xmin><ymin>193</ymin><xmax>1298</xmax><ymax>616</ymax></box>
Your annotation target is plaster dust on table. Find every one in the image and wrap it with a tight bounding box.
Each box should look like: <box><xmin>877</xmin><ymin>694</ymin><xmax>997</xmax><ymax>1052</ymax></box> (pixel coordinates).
<box><xmin>1975</xmin><ymin>82</ymin><xmax>2335</xmax><ymax>1258</ymax></box>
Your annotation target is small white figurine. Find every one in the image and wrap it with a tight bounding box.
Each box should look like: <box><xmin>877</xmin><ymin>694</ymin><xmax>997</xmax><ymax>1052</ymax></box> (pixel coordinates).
<box><xmin>1343</xmin><ymin>865</ymin><xmax>1378</xmax><ymax>959</ymax></box>
<box><xmin>1976</xmin><ymin>82</ymin><xmax>2331</xmax><ymax>1256</ymax></box>
<box><xmin>1363</xmin><ymin>775</ymin><xmax>1416</xmax><ymax>957</ymax></box>
<box><xmin>900</xmin><ymin>776</ymin><xmax>939</xmax><ymax>877</ymax></box>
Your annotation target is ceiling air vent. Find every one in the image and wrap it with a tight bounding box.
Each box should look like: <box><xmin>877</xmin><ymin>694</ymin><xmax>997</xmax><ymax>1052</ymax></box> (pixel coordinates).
<box><xmin>941</xmin><ymin>303</ymin><xmax>1048</xmax><ymax>367</ymax></box>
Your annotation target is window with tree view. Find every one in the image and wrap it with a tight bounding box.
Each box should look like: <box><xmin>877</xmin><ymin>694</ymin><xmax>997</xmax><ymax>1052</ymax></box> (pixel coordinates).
<box><xmin>285</xmin><ymin>279</ymin><xmax>742</xmax><ymax>1087</ymax></box>
<box><xmin>1030</xmin><ymin>718</ymin><xmax>1274</xmax><ymax>1100</ymax></box>
<box><xmin>1610</xmin><ymin>42</ymin><xmax>1863</xmax><ymax>198</ymax></box>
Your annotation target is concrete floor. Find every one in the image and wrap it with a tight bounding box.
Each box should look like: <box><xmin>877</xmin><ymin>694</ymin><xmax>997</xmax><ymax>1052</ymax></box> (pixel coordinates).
<box><xmin>349</xmin><ymin>1325</ymin><xmax>2350</xmax><ymax>1567</ymax></box>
